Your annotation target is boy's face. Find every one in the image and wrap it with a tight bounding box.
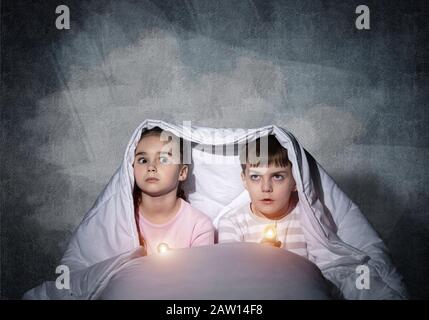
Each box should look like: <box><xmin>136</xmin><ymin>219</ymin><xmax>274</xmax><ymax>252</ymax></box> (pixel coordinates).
<box><xmin>241</xmin><ymin>163</ymin><xmax>297</xmax><ymax>219</ymax></box>
<box><xmin>133</xmin><ymin>135</ymin><xmax>187</xmax><ymax>197</ymax></box>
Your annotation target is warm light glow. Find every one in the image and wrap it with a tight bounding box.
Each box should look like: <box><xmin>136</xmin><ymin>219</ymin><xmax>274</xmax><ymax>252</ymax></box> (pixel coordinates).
<box><xmin>157</xmin><ymin>242</ymin><xmax>170</xmax><ymax>254</ymax></box>
<box><xmin>264</xmin><ymin>226</ymin><xmax>276</xmax><ymax>240</ymax></box>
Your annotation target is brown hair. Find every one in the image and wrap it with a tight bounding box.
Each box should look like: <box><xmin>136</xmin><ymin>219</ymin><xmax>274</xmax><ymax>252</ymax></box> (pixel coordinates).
<box><xmin>133</xmin><ymin>127</ymin><xmax>187</xmax><ymax>247</ymax></box>
<box><xmin>239</xmin><ymin>135</ymin><xmax>291</xmax><ymax>173</ymax></box>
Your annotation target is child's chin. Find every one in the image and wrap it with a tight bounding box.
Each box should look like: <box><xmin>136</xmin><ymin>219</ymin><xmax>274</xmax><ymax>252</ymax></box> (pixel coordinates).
<box><xmin>262</xmin><ymin>212</ymin><xmax>279</xmax><ymax>219</ymax></box>
<box><xmin>142</xmin><ymin>188</ymin><xmax>166</xmax><ymax>197</ymax></box>
<box><xmin>254</xmin><ymin>206</ymin><xmax>279</xmax><ymax>217</ymax></box>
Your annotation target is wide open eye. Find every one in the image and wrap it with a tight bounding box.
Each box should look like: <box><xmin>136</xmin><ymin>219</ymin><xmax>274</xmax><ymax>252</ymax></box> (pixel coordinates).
<box><xmin>273</xmin><ymin>174</ymin><xmax>285</xmax><ymax>181</ymax></box>
<box><xmin>159</xmin><ymin>156</ymin><xmax>171</xmax><ymax>164</ymax></box>
<box><xmin>250</xmin><ymin>175</ymin><xmax>261</xmax><ymax>181</ymax></box>
<box><xmin>137</xmin><ymin>157</ymin><xmax>147</xmax><ymax>164</ymax></box>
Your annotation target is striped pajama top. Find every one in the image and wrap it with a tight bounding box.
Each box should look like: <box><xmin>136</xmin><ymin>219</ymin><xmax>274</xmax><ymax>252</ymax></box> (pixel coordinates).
<box><xmin>218</xmin><ymin>202</ymin><xmax>308</xmax><ymax>258</ymax></box>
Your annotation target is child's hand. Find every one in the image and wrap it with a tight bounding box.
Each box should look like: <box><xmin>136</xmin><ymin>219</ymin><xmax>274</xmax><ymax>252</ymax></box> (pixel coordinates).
<box><xmin>260</xmin><ymin>239</ymin><xmax>282</xmax><ymax>248</ymax></box>
<box><xmin>138</xmin><ymin>246</ymin><xmax>148</xmax><ymax>256</ymax></box>
<box><xmin>131</xmin><ymin>245</ymin><xmax>147</xmax><ymax>258</ymax></box>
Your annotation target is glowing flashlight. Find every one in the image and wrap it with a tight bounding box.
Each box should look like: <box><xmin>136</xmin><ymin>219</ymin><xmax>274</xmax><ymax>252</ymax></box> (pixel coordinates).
<box><xmin>263</xmin><ymin>225</ymin><xmax>277</xmax><ymax>241</ymax></box>
<box><xmin>261</xmin><ymin>225</ymin><xmax>281</xmax><ymax>248</ymax></box>
<box><xmin>157</xmin><ymin>242</ymin><xmax>170</xmax><ymax>254</ymax></box>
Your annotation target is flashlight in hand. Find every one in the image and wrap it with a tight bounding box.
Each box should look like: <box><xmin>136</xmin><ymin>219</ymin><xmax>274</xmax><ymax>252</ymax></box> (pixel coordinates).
<box><xmin>261</xmin><ymin>225</ymin><xmax>282</xmax><ymax>248</ymax></box>
<box><xmin>264</xmin><ymin>226</ymin><xmax>276</xmax><ymax>240</ymax></box>
<box><xmin>157</xmin><ymin>242</ymin><xmax>170</xmax><ymax>254</ymax></box>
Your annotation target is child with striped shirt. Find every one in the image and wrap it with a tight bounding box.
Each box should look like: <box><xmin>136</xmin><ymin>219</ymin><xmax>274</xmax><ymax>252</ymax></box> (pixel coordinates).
<box><xmin>218</xmin><ymin>135</ymin><xmax>308</xmax><ymax>258</ymax></box>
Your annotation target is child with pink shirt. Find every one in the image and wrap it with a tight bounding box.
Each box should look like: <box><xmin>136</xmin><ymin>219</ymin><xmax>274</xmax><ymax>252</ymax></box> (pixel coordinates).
<box><xmin>132</xmin><ymin>127</ymin><xmax>214</xmax><ymax>255</ymax></box>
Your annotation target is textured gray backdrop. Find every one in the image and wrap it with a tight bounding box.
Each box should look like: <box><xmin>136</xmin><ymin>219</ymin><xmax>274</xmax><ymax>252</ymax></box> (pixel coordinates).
<box><xmin>1</xmin><ymin>0</ymin><xmax>428</xmax><ymax>299</ymax></box>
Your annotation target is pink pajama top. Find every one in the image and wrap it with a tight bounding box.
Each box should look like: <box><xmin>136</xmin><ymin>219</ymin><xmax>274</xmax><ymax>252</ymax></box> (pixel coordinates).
<box><xmin>139</xmin><ymin>198</ymin><xmax>215</xmax><ymax>255</ymax></box>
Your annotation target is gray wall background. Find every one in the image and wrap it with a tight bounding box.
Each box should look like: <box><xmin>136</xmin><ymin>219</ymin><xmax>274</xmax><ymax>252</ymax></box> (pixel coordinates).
<box><xmin>1</xmin><ymin>0</ymin><xmax>428</xmax><ymax>299</ymax></box>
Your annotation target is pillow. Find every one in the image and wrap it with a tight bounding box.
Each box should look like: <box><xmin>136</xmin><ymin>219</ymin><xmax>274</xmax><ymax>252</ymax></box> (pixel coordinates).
<box><xmin>185</xmin><ymin>146</ymin><xmax>244</xmax><ymax>221</ymax></box>
<box><xmin>99</xmin><ymin>242</ymin><xmax>332</xmax><ymax>299</ymax></box>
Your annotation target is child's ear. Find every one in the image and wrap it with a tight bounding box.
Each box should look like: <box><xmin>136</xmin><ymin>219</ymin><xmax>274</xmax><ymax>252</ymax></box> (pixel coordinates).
<box><xmin>178</xmin><ymin>165</ymin><xmax>188</xmax><ymax>181</ymax></box>
<box><xmin>292</xmin><ymin>175</ymin><xmax>297</xmax><ymax>192</ymax></box>
<box><xmin>241</xmin><ymin>171</ymin><xmax>248</xmax><ymax>190</ymax></box>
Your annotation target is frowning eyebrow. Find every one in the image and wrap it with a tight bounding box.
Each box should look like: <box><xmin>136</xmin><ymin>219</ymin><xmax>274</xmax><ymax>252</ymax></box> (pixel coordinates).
<box><xmin>248</xmin><ymin>170</ymin><xmax>288</xmax><ymax>175</ymax></box>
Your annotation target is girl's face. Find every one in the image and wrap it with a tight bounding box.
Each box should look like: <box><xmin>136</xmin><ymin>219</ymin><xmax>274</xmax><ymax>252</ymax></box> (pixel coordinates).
<box><xmin>133</xmin><ymin>134</ymin><xmax>188</xmax><ymax>198</ymax></box>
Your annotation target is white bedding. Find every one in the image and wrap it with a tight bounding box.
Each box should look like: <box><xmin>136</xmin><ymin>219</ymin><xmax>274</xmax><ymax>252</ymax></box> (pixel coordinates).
<box><xmin>23</xmin><ymin>119</ymin><xmax>408</xmax><ymax>299</ymax></box>
<box><xmin>99</xmin><ymin>243</ymin><xmax>332</xmax><ymax>300</ymax></box>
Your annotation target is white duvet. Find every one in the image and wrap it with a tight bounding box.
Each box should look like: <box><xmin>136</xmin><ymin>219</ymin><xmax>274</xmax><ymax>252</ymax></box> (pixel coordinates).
<box><xmin>23</xmin><ymin>119</ymin><xmax>408</xmax><ymax>299</ymax></box>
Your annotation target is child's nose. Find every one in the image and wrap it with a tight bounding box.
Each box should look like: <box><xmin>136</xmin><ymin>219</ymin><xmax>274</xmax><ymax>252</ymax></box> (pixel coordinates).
<box><xmin>261</xmin><ymin>179</ymin><xmax>272</xmax><ymax>192</ymax></box>
<box><xmin>147</xmin><ymin>163</ymin><xmax>157</xmax><ymax>172</ymax></box>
